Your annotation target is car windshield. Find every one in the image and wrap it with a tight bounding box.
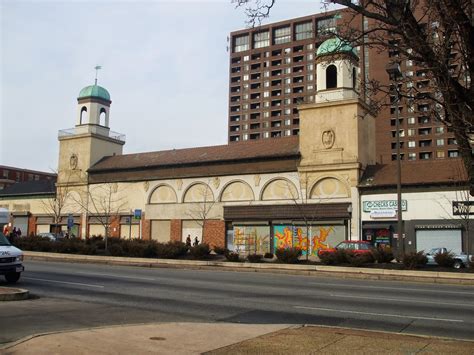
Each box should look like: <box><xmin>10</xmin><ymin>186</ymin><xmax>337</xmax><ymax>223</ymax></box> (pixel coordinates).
<box><xmin>0</xmin><ymin>232</ymin><xmax>11</xmax><ymax>246</ymax></box>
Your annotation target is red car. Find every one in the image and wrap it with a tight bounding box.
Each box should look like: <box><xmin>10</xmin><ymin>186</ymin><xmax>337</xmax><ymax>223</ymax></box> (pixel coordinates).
<box><xmin>318</xmin><ymin>240</ymin><xmax>373</xmax><ymax>257</ymax></box>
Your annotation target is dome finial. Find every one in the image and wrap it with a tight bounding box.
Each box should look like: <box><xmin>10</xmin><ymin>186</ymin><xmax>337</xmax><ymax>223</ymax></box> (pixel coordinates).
<box><xmin>94</xmin><ymin>65</ymin><xmax>102</xmax><ymax>85</ymax></box>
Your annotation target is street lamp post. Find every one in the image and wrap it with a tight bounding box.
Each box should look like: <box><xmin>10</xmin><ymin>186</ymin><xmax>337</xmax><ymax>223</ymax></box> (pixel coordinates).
<box><xmin>386</xmin><ymin>63</ymin><xmax>404</xmax><ymax>258</ymax></box>
<box><xmin>347</xmin><ymin>205</ymin><xmax>353</xmax><ymax>240</ymax></box>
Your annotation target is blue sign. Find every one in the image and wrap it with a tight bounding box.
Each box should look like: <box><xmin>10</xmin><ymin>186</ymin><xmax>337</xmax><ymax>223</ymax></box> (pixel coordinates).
<box><xmin>67</xmin><ymin>214</ymin><xmax>74</xmax><ymax>228</ymax></box>
<box><xmin>134</xmin><ymin>209</ymin><xmax>142</xmax><ymax>220</ymax></box>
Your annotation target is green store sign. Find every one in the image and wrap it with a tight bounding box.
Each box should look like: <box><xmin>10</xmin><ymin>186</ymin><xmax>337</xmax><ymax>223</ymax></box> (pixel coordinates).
<box><xmin>363</xmin><ymin>200</ymin><xmax>407</xmax><ymax>212</ymax></box>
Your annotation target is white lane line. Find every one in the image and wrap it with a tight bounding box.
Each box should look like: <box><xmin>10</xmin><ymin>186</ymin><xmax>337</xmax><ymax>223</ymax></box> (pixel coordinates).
<box><xmin>331</xmin><ymin>294</ymin><xmax>474</xmax><ymax>308</ymax></box>
<box><xmin>311</xmin><ymin>282</ymin><xmax>474</xmax><ymax>296</ymax></box>
<box><xmin>293</xmin><ymin>305</ymin><xmax>464</xmax><ymax>323</ymax></box>
<box><xmin>24</xmin><ymin>277</ymin><xmax>105</xmax><ymax>288</ymax></box>
<box><xmin>75</xmin><ymin>271</ymin><xmax>155</xmax><ymax>281</ymax></box>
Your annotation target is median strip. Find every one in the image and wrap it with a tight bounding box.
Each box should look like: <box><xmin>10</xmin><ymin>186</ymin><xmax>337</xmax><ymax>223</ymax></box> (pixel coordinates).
<box><xmin>293</xmin><ymin>305</ymin><xmax>464</xmax><ymax>323</ymax></box>
<box><xmin>23</xmin><ymin>251</ymin><xmax>474</xmax><ymax>285</ymax></box>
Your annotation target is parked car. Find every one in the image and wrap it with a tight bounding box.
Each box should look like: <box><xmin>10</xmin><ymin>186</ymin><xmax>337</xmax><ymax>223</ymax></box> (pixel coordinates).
<box><xmin>0</xmin><ymin>231</ymin><xmax>24</xmax><ymax>283</ymax></box>
<box><xmin>426</xmin><ymin>247</ymin><xmax>473</xmax><ymax>269</ymax></box>
<box><xmin>318</xmin><ymin>240</ymin><xmax>374</xmax><ymax>257</ymax></box>
<box><xmin>38</xmin><ymin>232</ymin><xmax>58</xmax><ymax>241</ymax></box>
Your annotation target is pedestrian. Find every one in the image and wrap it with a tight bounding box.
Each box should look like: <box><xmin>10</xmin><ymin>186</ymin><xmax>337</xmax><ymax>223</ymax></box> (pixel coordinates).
<box><xmin>193</xmin><ymin>236</ymin><xmax>199</xmax><ymax>246</ymax></box>
<box><xmin>186</xmin><ymin>234</ymin><xmax>191</xmax><ymax>248</ymax></box>
<box><xmin>16</xmin><ymin>227</ymin><xmax>22</xmax><ymax>237</ymax></box>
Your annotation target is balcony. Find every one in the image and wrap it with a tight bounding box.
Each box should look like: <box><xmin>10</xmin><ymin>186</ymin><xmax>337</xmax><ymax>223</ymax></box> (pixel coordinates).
<box><xmin>58</xmin><ymin>127</ymin><xmax>125</xmax><ymax>142</ymax></box>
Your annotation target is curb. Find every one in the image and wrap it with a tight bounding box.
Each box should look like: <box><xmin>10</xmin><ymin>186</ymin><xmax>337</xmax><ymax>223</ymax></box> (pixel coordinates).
<box><xmin>0</xmin><ymin>287</ymin><xmax>29</xmax><ymax>301</ymax></box>
<box><xmin>23</xmin><ymin>251</ymin><xmax>474</xmax><ymax>285</ymax></box>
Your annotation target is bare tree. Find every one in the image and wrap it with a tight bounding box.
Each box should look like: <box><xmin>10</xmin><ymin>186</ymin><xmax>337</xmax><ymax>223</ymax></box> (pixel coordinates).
<box><xmin>72</xmin><ymin>183</ymin><xmax>127</xmax><ymax>252</ymax></box>
<box><xmin>436</xmin><ymin>164</ymin><xmax>472</xmax><ymax>253</ymax></box>
<box><xmin>40</xmin><ymin>171</ymin><xmax>74</xmax><ymax>237</ymax></box>
<box><xmin>285</xmin><ymin>174</ymin><xmax>331</xmax><ymax>259</ymax></box>
<box><xmin>234</xmin><ymin>0</ymin><xmax>474</xmax><ymax>194</ymax></box>
<box><xmin>185</xmin><ymin>181</ymin><xmax>217</xmax><ymax>244</ymax></box>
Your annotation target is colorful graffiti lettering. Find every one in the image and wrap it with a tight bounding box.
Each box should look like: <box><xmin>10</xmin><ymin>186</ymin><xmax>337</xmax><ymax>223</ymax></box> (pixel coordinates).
<box><xmin>233</xmin><ymin>226</ymin><xmax>270</xmax><ymax>254</ymax></box>
<box><xmin>274</xmin><ymin>225</ymin><xmax>340</xmax><ymax>256</ymax></box>
<box><xmin>273</xmin><ymin>225</ymin><xmax>293</xmax><ymax>249</ymax></box>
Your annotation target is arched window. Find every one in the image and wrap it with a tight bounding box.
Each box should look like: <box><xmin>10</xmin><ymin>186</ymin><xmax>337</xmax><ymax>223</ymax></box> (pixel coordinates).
<box><xmin>80</xmin><ymin>106</ymin><xmax>87</xmax><ymax>124</ymax></box>
<box><xmin>326</xmin><ymin>65</ymin><xmax>337</xmax><ymax>89</ymax></box>
<box><xmin>99</xmin><ymin>108</ymin><xmax>106</xmax><ymax>126</ymax></box>
<box><xmin>352</xmin><ymin>67</ymin><xmax>357</xmax><ymax>89</ymax></box>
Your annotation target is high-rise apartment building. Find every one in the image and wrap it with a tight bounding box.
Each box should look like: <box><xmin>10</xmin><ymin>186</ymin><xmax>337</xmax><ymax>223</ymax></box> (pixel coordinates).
<box><xmin>228</xmin><ymin>11</ymin><xmax>354</xmax><ymax>142</ymax></box>
<box><xmin>228</xmin><ymin>10</ymin><xmax>459</xmax><ymax>165</ymax></box>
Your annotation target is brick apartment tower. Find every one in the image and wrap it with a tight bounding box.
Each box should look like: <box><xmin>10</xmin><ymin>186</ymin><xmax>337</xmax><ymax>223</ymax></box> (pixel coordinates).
<box><xmin>228</xmin><ymin>10</ymin><xmax>460</xmax><ymax>165</ymax></box>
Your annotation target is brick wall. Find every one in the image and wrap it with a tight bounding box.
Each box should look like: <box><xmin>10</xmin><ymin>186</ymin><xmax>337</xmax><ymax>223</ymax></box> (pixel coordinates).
<box><xmin>170</xmin><ymin>219</ymin><xmax>182</xmax><ymax>242</ymax></box>
<box><xmin>110</xmin><ymin>215</ymin><xmax>120</xmax><ymax>238</ymax></box>
<box><xmin>141</xmin><ymin>214</ymin><xmax>151</xmax><ymax>240</ymax></box>
<box><xmin>203</xmin><ymin>220</ymin><xmax>225</xmax><ymax>248</ymax></box>
<box><xmin>28</xmin><ymin>215</ymin><xmax>36</xmax><ymax>236</ymax></box>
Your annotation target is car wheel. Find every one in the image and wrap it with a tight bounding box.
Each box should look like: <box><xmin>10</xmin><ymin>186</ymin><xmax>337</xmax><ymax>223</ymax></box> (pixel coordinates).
<box><xmin>5</xmin><ymin>272</ymin><xmax>21</xmax><ymax>283</ymax></box>
<box><xmin>453</xmin><ymin>260</ymin><xmax>463</xmax><ymax>269</ymax></box>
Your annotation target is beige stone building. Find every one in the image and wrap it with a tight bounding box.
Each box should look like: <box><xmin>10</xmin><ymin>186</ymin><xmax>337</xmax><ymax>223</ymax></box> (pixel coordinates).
<box><xmin>1</xmin><ymin>39</ymin><xmax>469</xmax><ymax>255</ymax></box>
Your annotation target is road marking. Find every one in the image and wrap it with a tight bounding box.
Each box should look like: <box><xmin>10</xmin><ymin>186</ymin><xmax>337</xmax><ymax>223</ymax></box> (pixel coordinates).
<box><xmin>293</xmin><ymin>305</ymin><xmax>464</xmax><ymax>323</ymax></box>
<box><xmin>331</xmin><ymin>294</ymin><xmax>474</xmax><ymax>308</ymax></box>
<box><xmin>310</xmin><ymin>282</ymin><xmax>474</xmax><ymax>296</ymax></box>
<box><xmin>23</xmin><ymin>277</ymin><xmax>105</xmax><ymax>288</ymax></box>
<box><xmin>75</xmin><ymin>271</ymin><xmax>155</xmax><ymax>281</ymax></box>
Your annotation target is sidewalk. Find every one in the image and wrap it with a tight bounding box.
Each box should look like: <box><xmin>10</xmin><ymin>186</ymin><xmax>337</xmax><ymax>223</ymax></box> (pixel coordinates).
<box><xmin>2</xmin><ymin>323</ymin><xmax>473</xmax><ymax>355</ymax></box>
<box><xmin>25</xmin><ymin>251</ymin><xmax>474</xmax><ymax>285</ymax></box>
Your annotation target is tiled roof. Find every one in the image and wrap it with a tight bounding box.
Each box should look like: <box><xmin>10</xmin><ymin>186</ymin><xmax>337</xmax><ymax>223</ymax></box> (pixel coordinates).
<box><xmin>360</xmin><ymin>158</ymin><xmax>467</xmax><ymax>188</ymax></box>
<box><xmin>89</xmin><ymin>136</ymin><xmax>300</xmax><ymax>172</ymax></box>
<box><xmin>0</xmin><ymin>180</ymin><xmax>56</xmax><ymax>196</ymax></box>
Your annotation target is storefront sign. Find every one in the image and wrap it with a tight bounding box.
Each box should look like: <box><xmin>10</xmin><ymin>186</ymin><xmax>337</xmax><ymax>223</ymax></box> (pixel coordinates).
<box><xmin>453</xmin><ymin>201</ymin><xmax>474</xmax><ymax>216</ymax></box>
<box><xmin>369</xmin><ymin>210</ymin><xmax>397</xmax><ymax>218</ymax></box>
<box><xmin>363</xmin><ymin>200</ymin><xmax>407</xmax><ymax>212</ymax></box>
<box><xmin>415</xmin><ymin>224</ymin><xmax>462</xmax><ymax>229</ymax></box>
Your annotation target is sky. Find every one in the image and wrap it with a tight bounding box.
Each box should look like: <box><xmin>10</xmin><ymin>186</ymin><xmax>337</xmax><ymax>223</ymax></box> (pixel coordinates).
<box><xmin>1</xmin><ymin>0</ymin><xmax>337</xmax><ymax>173</ymax></box>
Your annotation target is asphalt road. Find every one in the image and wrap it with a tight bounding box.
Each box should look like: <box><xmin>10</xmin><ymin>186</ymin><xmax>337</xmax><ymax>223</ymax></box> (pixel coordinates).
<box><xmin>1</xmin><ymin>260</ymin><xmax>473</xmax><ymax>344</ymax></box>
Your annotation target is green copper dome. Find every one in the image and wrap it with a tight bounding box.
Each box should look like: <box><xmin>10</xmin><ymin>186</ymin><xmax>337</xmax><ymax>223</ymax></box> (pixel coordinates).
<box><xmin>316</xmin><ymin>38</ymin><xmax>357</xmax><ymax>57</ymax></box>
<box><xmin>78</xmin><ymin>85</ymin><xmax>111</xmax><ymax>101</ymax></box>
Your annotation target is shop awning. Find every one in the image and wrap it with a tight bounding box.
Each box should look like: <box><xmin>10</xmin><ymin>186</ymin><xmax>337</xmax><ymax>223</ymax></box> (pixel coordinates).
<box><xmin>224</xmin><ymin>203</ymin><xmax>351</xmax><ymax>220</ymax></box>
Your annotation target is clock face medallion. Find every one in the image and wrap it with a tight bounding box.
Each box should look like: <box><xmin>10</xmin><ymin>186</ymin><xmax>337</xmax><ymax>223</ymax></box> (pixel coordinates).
<box><xmin>70</xmin><ymin>153</ymin><xmax>78</xmax><ymax>170</ymax></box>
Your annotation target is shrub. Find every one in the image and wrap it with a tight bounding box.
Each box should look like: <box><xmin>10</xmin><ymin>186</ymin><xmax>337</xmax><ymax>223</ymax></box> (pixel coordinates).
<box><xmin>108</xmin><ymin>243</ymin><xmax>124</xmax><ymax>256</ymax></box>
<box><xmin>264</xmin><ymin>252</ymin><xmax>274</xmax><ymax>259</ymax></box>
<box><xmin>372</xmin><ymin>247</ymin><xmax>394</xmax><ymax>263</ymax></box>
<box><xmin>213</xmin><ymin>246</ymin><xmax>226</xmax><ymax>255</ymax></box>
<box><xmin>403</xmin><ymin>251</ymin><xmax>428</xmax><ymax>269</ymax></box>
<box><xmin>247</xmin><ymin>253</ymin><xmax>263</xmax><ymax>263</ymax></box>
<box><xmin>224</xmin><ymin>250</ymin><xmax>240</xmax><ymax>262</ymax></box>
<box><xmin>275</xmin><ymin>247</ymin><xmax>302</xmax><ymax>264</ymax></box>
<box><xmin>345</xmin><ymin>250</ymin><xmax>375</xmax><ymax>267</ymax></box>
<box><xmin>189</xmin><ymin>243</ymin><xmax>211</xmax><ymax>259</ymax></box>
<box><xmin>157</xmin><ymin>241</ymin><xmax>188</xmax><ymax>259</ymax></box>
<box><xmin>55</xmin><ymin>239</ymin><xmax>85</xmax><ymax>254</ymax></box>
<box><xmin>121</xmin><ymin>240</ymin><xmax>148</xmax><ymax>258</ymax></box>
<box><xmin>318</xmin><ymin>250</ymin><xmax>340</xmax><ymax>265</ymax></box>
<box><xmin>434</xmin><ymin>251</ymin><xmax>455</xmax><ymax>267</ymax></box>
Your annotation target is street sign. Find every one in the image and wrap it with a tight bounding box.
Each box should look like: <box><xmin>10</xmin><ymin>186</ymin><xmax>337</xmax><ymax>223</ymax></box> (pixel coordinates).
<box><xmin>67</xmin><ymin>214</ymin><xmax>74</xmax><ymax>229</ymax></box>
<box><xmin>134</xmin><ymin>209</ymin><xmax>142</xmax><ymax>220</ymax></box>
<box><xmin>453</xmin><ymin>201</ymin><xmax>474</xmax><ymax>215</ymax></box>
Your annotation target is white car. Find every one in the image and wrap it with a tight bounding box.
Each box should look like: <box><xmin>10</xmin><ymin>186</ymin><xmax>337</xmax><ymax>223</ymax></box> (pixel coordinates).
<box><xmin>426</xmin><ymin>247</ymin><xmax>473</xmax><ymax>269</ymax></box>
<box><xmin>0</xmin><ymin>232</ymin><xmax>24</xmax><ymax>283</ymax></box>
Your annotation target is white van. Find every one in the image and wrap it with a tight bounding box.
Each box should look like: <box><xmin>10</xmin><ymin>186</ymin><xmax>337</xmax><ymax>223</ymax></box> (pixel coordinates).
<box><xmin>0</xmin><ymin>232</ymin><xmax>24</xmax><ymax>283</ymax></box>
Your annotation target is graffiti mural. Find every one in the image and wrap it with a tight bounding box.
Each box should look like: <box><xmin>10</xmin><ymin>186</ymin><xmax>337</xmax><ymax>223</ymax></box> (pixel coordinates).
<box><xmin>233</xmin><ymin>225</ymin><xmax>270</xmax><ymax>254</ymax></box>
<box><xmin>273</xmin><ymin>224</ymin><xmax>345</xmax><ymax>256</ymax></box>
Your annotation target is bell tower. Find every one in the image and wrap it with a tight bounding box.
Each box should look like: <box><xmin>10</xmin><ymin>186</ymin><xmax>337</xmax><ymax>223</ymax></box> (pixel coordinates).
<box><xmin>57</xmin><ymin>79</ymin><xmax>125</xmax><ymax>187</ymax></box>
<box><xmin>297</xmin><ymin>38</ymin><xmax>376</xmax><ymax>240</ymax></box>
